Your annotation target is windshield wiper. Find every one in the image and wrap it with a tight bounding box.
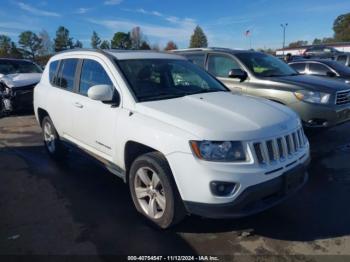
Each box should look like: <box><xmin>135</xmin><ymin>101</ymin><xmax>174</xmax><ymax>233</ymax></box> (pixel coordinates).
<box><xmin>138</xmin><ymin>93</ymin><xmax>185</xmax><ymax>102</ymax></box>
<box><xmin>185</xmin><ymin>89</ymin><xmax>226</xmax><ymax>96</ymax></box>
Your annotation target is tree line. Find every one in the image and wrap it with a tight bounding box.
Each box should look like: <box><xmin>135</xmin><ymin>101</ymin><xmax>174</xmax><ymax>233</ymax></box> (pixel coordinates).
<box><xmin>0</xmin><ymin>24</ymin><xmax>208</xmax><ymax>66</ymax></box>
<box><xmin>287</xmin><ymin>12</ymin><xmax>350</xmax><ymax>48</ymax></box>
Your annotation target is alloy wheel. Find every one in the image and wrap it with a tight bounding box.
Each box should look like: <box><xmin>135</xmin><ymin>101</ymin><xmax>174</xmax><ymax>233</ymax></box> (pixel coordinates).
<box><xmin>134</xmin><ymin>167</ymin><xmax>166</xmax><ymax>219</ymax></box>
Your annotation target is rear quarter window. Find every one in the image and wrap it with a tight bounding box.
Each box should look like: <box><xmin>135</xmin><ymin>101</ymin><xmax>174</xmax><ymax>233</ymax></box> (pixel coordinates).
<box><xmin>49</xmin><ymin>60</ymin><xmax>59</xmax><ymax>84</ymax></box>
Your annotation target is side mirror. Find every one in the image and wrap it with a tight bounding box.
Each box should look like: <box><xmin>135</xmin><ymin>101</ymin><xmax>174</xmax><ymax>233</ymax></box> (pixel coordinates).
<box><xmin>228</xmin><ymin>69</ymin><xmax>248</xmax><ymax>82</ymax></box>
<box><xmin>326</xmin><ymin>71</ymin><xmax>336</xmax><ymax>77</ymax></box>
<box><xmin>88</xmin><ymin>84</ymin><xmax>114</xmax><ymax>102</ymax></box>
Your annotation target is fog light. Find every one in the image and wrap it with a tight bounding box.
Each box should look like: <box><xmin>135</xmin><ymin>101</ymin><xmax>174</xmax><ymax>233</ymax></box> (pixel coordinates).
<box><xmin>210</xmin><ymin>181</ymin><xmax>236</xmax><ymax>196</ymax></box>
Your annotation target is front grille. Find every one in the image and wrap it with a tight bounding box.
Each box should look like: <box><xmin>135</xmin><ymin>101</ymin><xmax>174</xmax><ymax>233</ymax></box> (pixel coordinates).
<box><xmin>253</xmin><ymin>127</ymin><xmax>307</xmax><ymax>165</ymax></box>
<box><xmin>336</xmin><ymin>90</ymin><xmax>350</xmax><ymax>105</ymax></box>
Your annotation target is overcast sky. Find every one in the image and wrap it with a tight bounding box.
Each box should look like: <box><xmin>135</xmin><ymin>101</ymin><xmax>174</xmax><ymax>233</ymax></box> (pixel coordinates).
<box><xmin>0</xmin><ymin>0</ymin><xmax>349</xmax><ymax>49</ymax></box>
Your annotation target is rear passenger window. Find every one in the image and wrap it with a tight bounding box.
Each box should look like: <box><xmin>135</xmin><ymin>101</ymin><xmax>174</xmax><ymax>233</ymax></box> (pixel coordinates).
<box><xmin>79</xmin><ymin>60</ymin><xmax>113</xmax><ymax>96</ymax></box>
<box><xmin>49</xmin><ymin>60</ymin><xmax>59</xmax><ymax>84</ymax></box>
<box><xmin>185</xmin><ymin>54</ymin><xmax>205</xmax><ymax>68</ymax></box>
<box><xmin>56</xmin><ymin>59</ymin><xmax>78</xmax><ymax>91</ymax></box>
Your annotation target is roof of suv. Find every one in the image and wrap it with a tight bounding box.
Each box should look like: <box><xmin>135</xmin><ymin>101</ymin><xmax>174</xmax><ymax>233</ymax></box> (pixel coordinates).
<box><xmin>56</xmin><ymin>48</ymin><xmax>186</xmax><ymax>60</ymax></box>
<box><xmin>172</xmin><ymin>47</ymin><xmax>254</xmax><ymax>54</ymax></box>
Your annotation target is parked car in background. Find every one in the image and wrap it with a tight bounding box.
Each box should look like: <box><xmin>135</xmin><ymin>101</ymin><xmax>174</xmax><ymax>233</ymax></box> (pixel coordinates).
<box><xmin>303</xmin><ymin>45</ymin><xmax>342</xmax><ymax>59</ymax></box>
<box><xmin>0</xmin><ymin>58</ymin><xmax>42</xmax><ymax>115</ymax></box>
<box><xmin>334</xmin><ymin>53</ymin><xmax>350</xmax><ymax>67</ymax></box>
<box><xmin>174</xmin><ymin>48</ymin><xmax>350</xmax><ymax>128</ymax></box>
<box><xmin>289</xmin><ymin>59</ymin><xmax>350</xmax><ymax>83</ymax></box>
<box><xmin>34</xmin><ymin>49</ymin><xmax>310</xmax><ymax>228</ymax></box>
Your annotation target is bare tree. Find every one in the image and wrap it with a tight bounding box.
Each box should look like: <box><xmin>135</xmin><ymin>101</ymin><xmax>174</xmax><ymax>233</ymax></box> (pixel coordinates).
<box><xmin>130</xmin><ymin>26</ymin><xmax>143</xmax><ymax>49</ymax></box>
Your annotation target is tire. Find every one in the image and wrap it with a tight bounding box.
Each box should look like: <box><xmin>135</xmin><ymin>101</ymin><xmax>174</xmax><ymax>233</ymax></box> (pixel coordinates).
<box><xmin>41</xmin><ymin>116</ymin><xmax>66</xmax><ymax>160</ymax></box>
<box><xmin>129</xmin><ymin>152</ymin><xmax>186</xmax><ymax>229</ymax></box>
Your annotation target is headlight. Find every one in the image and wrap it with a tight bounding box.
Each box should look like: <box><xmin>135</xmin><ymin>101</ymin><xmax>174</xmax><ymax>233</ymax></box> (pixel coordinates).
<box><xmin>294</xmin><ymin>90</ymin><xmax>330</xmax><ymax>104</ymax></box>
<box><xmin>190</xmin><ymin>141</ymin><xmax>246</xmax><ymax>162</ymax></box>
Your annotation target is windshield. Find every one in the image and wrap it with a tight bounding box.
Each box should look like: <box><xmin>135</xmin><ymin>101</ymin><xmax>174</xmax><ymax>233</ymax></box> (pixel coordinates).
<box><xmin>235</xmin><ymin>52</ymin><xmax>298</xmax><ymax>77</ymax></box>
<box><xmin>0</xmin><ymin>60</ymin><xmax>42</xmax><ymax>75</ymax></box>
<box><xmin>118</xmin><ymin>59</ymin><xmax>228</xmax><ymax>102</ymax></box>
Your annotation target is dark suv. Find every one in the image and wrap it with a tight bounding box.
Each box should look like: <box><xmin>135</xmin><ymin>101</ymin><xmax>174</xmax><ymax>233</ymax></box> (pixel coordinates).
<box><xmin>303</xmin><ymin>45</ymin><xmax>342</xmax><ymax>59</ymax></box>
<box><xmin>174</xmin><ymin>48</ymin><xmax>350</xmax><ymax>128</ymax></box>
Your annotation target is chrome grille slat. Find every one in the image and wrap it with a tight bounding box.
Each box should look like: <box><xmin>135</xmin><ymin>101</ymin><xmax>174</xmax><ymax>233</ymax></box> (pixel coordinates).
<box><xmin>289</xmin><ymin>134</ymin><xmax>295</xmax><ymax>153</ymax></box>
<box><xmin>260</xmin><ymin>142</ymin><xmax>270</xmax><ymax>163</ymax></box>
<box><xmin>272</xmin><ymin>139</ymin><xmax>279</xmax><ymax>160</ymax></box>
<box><xmin>336</xmin><ymin>90</ymin><xmax>350</xmax><ymax>105</ymax></box>
<box><xmin>253</xmin><ymin>128</ymin><xmax>307</xmax><ymax>165</ymax></box>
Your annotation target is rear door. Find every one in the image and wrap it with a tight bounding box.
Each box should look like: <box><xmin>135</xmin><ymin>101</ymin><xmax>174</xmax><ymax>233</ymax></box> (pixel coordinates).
<box><xmin>206</xmin><ymin>53</ymin><xmax>246</xmax><ymax>93</ymax></box>
<box><xmin>46</xmin><ymin>58</ymin><xmax>78</xmax><ymax>137</ymax></box>
<box><xmin>308</xmin><ymin>62</ymin><xmax>335</xmax><ymax>77</ymax></box>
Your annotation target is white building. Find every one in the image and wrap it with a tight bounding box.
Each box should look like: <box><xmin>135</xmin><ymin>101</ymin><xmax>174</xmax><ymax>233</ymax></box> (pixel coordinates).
<box><xmin>276</xmin><ymin>42</ymin><xmax>350</xmax><ymax>56</ymax></box>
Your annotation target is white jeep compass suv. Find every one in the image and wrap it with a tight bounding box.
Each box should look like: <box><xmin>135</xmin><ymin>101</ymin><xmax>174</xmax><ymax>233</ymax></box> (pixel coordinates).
<box><xmin>34</xmin><ymin>49</ymin><xmax>310</xmax><ymax>228</ymax></box>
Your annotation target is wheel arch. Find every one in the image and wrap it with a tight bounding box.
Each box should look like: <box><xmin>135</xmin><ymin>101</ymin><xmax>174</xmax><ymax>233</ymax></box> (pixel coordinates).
<box><xmin>37</xmin><ymin>108</ymin><xmax>49</xmax><ymax>126</ymax></box>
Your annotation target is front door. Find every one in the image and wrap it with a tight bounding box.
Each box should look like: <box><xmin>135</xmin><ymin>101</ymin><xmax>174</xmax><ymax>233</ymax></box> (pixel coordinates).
<box><xmin>69</xmin><ymin>58</ymin><xmax>120</xmax><ymax>160</ymax></box>
<box><xmin>206</xmin><ymin>53</ymin><xmax>247</xmax><ymax>94</ymax></box>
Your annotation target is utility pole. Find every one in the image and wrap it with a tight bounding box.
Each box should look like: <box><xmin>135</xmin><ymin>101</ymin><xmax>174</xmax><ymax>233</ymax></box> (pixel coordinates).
<box><xmin>280</xmin><ymin>23</ymin><xmax>288</xmax><ymax>55</ymax></box>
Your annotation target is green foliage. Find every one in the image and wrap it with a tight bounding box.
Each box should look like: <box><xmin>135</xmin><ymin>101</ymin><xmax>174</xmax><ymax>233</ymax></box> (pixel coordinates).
<box><xmin>100</xmin><ymin>40</ymin><xmax>110</xmax><ymax>49</ymax></box>
<box><xmin>18</xmin><ymin>31</ymin><xmax>42</xmax><ymax>59</ymax></box>
<box><xmin>288</xmin><ymin>40</ymin><xmax>308</xmax><ymax>48</ymax></box>
<box><xmin>189</xmin><ymin>26</ymin><xmax>208</xmax><ymax>48</ymax></box>
<box><xmin>164</xmin><ymin>41</ymin><xmax>178</xmax><ymax>51</ymax></box>
<box><xmin>111</xmin><ymin>32</ymin><xmax>131</xmax><ymax>49</ymax></box>
<box><xmin>74</xmin><ymin>40</ymin><xmax>83</xmax><ymax>48</ymax></box>
<box><xmin>312</xmin><ymin>38</ymin><xmax>322</xmax><ymax>45</ymax></box>
<box><xmin>0</xmin><ymin>35</ymin><xmax>23</xmax><ymax>58</ymax></box>
<box><xmin>91</xmin><ymin>31</ymin><xmax>101</xmax><ymax>49</ymax></box>
<box><xmin>54</xmin><ymin>26</ymin><xmax>73</xmax><ymax>52</ymax></box>
<box><xmin>333</xmin><ymin>13</ymin><xmax>350</xmax><ymax>42</ymax></box>
<box><xmin>0</xmin><ymin>35</ymin><xmax>12</xmax><ymax>57</ymax></box>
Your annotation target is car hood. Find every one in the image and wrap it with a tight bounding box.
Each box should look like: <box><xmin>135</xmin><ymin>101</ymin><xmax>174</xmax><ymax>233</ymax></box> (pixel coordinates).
<box><xmin>0</xmin><ymin>73</ymin><xmax>42</xmax><ymax>89</ymax></box>
<box><xmin>266</xmin><ymin>74</ymin><xmax>350</xmax><ymax>92</ymax></box>
<box><xmin>135</xmin><ymin>92</ymin><xmax>300</xmax><ymax>141</ymax></box>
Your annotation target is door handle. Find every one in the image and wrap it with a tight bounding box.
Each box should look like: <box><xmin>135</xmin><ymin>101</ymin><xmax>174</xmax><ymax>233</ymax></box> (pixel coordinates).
<box><xmin>74</xmin><ymin>102</ymin><xmax>84</xmax><ymax>108</ymax></box>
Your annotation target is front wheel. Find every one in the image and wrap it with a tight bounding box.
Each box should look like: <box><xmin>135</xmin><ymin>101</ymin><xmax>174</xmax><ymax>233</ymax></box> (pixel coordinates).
<box><xmin>129</xmin><ymin>152</ymin><xmax>186</xmax><ymax>229</ymax></box>
<box><xmin>41</xmin><ymin>116</ymin><xmax>66</xmax><ymax>159</ymax></box>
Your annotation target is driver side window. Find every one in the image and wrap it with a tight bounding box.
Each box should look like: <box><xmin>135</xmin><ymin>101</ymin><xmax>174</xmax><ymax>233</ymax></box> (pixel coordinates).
<box><xmin>79</xmin><ymin>59</ymin><xmax>113</xmax><ymax>96</ymax></box>
<box><xmin>208</xmin><ymin>54</ymin><xmax>241</xmax><ymax>78</ymax></box>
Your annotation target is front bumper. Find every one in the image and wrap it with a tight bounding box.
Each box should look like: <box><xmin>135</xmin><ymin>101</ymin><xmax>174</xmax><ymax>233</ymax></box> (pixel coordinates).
<box><xmin>12</xmin><ymin>89</ymin><xmax>34</xmax><ymax>110</ymax></box>
<box><xmin>184</xmin><ymin>163</ymin><xmax>308</xmax><ymax>218</ymax></box>
<box><xmin>1</xmin><ymin>88</ymin><xmax>34</xmax><ymax>112</ymax></box>
<box><xmin>289</xmin><ymin>100</ymin><xmax>350</xmax><ymax>128</ymax></box>
<box><xmin>166</xmin><ymin>140</ymin><xmax>310</xmax><ymax>217</ymax></box>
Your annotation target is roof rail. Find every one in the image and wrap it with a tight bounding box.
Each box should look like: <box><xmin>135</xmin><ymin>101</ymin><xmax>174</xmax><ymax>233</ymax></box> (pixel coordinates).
<box><xmin>172</xmin><ymin>47</ymin><xmax>237</xmax><ymax>52</ymax></box>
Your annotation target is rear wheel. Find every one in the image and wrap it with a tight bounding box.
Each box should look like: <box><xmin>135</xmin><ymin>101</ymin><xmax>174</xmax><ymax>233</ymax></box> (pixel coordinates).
<box><xmin>42</xmin><ymin>116</ymin><xmax>66</xmax><ymax>159</ymax></box>
<box><xmin>129</xmin><ymin>152</ymin><xmax>186</xmax><ymax>229</ymax></box>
